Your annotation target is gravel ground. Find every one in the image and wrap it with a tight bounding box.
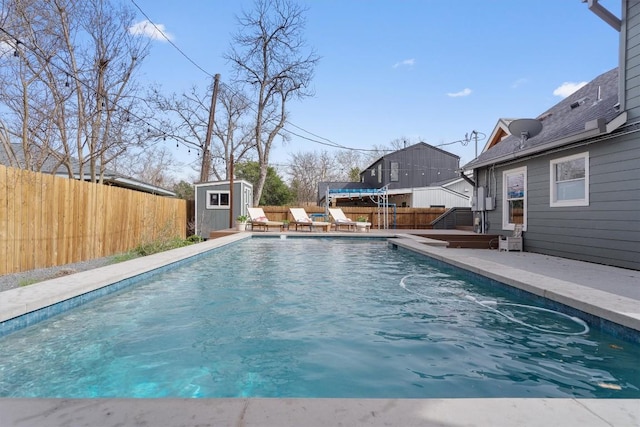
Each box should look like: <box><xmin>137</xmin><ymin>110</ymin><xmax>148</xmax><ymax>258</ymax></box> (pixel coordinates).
<box><xmin>0</xmin><ymin>256</ymin><xmax>116</xmax><ymax>293</ymax></box>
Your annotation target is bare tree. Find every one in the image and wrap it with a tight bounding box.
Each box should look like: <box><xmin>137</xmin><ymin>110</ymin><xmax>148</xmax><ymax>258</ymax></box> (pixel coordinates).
<box><xmin>225</xmin><ymin>0</ymin><xmax>319</xmax><ymax>206</ymax></box>
<box><xmin>147</xmin><ymin>82</ymin><xmax>254</xmax><ymax>181</ymax></box>
<box><xmin>360</xmin><ymin>137</ymin><xmax>417</xmax><ymax>168</ymax></box>
<box><xmin>333</xmin><ymin>150</ymin><xmax>364</xmax><ymax>182</ymax></box>
<box><xmin>288</xmin><ymin>150</ymin><xmax>342</xmax><ymax>204</ymax></box>
<box><xmin>110</xmin><ymin>145</ymin><xmax>181</xmax><ymax>189</ymax></box>
<box><xmin>0</xmin><ymin>0</ymin><xmax>151</xmax><ymax>181</ymax></box>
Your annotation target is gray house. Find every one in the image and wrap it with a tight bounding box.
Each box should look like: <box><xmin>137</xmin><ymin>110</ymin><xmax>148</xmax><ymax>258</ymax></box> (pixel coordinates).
<box><xmin>319</xmin><ymin>142</ymin><xmax>467</xmax><ymax>208</ymax></box>
<box><xmin>361</xmin><ymin>142</ymin><xmax>460</xmax><ymax>190</ymax></box>
<box><xmin>462</xmin><ymin>1</ymin><xmax>639</xmax><ymax>270</ymax></box>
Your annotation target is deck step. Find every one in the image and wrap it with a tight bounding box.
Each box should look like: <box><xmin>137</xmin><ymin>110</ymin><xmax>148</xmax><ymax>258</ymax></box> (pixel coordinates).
<box><xmin>209</xmin><ymin>231</ymin><xmax>241</xmax><ymax>239</ymax></box>
<box><xmin>412</xmin><ymin>233</ymin><xmax>500</xmax><ymax>249</ymax></box>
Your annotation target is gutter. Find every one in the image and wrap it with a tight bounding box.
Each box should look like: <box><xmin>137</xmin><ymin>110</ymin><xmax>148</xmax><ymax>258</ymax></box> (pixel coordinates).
<box><xmin>584</xmin><ymin>0</ymin><xmax>622</xmax><ymax>31</ymax></box>
<box><xmin>108</xmin><ymin>177</ymin><xmax>177</xmax><ymax>197</ymax></box>
<box><xmin>63</xmin><ymin>173</ymin><xmax>177</xmax><ymax>197</ymax></box>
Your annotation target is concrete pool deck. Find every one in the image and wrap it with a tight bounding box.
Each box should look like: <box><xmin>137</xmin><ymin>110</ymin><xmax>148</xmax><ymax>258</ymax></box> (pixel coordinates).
<box><xmin>1</xmin><ymin>230</ymin><xmax>639</xmax><ymax>427</ymax></box>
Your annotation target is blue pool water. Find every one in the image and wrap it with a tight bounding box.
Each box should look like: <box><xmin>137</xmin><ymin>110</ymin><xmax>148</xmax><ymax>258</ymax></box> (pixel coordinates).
<box><xmin>0</xmin><ymin>237</ymin><xmax>638</xmax><ymax>398</ymax></box>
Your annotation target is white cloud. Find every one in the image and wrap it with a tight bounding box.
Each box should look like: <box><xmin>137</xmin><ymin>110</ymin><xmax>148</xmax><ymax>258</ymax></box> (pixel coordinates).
<box><xmin>128</xmin><ymin>20</ymin><xmax>174</xmax><ymax>42</ymax></box>
<box><xmin>446</xmin><ymin>88</ymin><xmax>472</xmax><ymax>98</ymax></box>
<box><xmin>553</xmin><ymin>81</ymin><xmax>587</xmax><ymax>98</ymax></box>
<box><xmin>393</xmin><ymin>58</ymin><xmax>415</xmax><ymax>68</ymax></box>
<box><xmin>511</xmin><ymin>78</ymin><xmax>528</xmax><ymax>89</ymax></box>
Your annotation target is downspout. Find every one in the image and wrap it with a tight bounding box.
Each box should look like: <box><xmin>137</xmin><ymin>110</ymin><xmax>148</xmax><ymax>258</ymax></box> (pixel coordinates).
<box><xmin>583</xmin><ymin>0</ymin><xmax>624</xmax><ymax>111</ymax></box>
<box><xmin>584</xmin><ymin>0</ymin><xmax>621</xmax><ymax>31</ymax></box>
<box><xmin>459</xmin><ymin>170</ymin><xmax>476</xmax><ymax>187</ymax></box>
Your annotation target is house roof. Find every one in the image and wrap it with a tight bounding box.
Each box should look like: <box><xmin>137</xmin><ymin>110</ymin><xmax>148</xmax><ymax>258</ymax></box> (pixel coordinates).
<box><xmin>0</xmin><ymin>143</ymin><xmax>176</xmax><ymax>197</ymax></box>
<box><xmin>482</xmin><ymin>118</ymin><xmax>516</xmax><ymax>152</ymax></box>
<box><xmin>361</xmin><ymin>141</ymin><xmax>460</xmax><ymax>174</ymax></box>
<box><xmin>428</xmin><ymin>176</ymin><xmax>467</xmax><ymax>188</ymax></box>
<box><xmin>463</xmin><ymin>67</ymin><xmax>623</xmax><ymax>170</ymax></box>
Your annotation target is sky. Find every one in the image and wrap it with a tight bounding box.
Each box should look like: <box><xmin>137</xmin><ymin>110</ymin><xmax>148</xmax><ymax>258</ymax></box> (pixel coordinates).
<box><xmin>126</xmin><ymin>0</ymin><xmax>622</xmax><ymax>181</ymax></box>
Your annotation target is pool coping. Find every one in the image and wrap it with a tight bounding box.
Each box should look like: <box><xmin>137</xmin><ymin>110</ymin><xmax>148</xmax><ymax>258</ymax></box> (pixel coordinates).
<box><xmin>1</xmin><ymin>397</ymin><xmax>638</xmax><ymax>427</ymax></box>
<box><xmin>1</xmin><ymin>231</ymin><xmax>639</xmax><ymax>427</ymax></box>
<box><xmin>0</xmin><ymin>233</ymin><xmax>252</xmax><ymax>325</ymax></box>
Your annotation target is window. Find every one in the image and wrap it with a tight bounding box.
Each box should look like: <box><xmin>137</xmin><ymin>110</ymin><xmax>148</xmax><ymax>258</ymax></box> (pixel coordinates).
<box><xmin>206</xmin><ymin>190</ymin><xmax>230</xmax><ymax>209</ymax></box>
<box><xmin>502</xmin><ymin>167</ymin><xmax>526</xmax><ymax>230</ymax></box>
<box><xmin>390</xmin><ymin>162</ymin><xmax>399</xmax><ymax>182</ymax></box>
<box><xmin>377</xmin><ymin>164</ymin><xmax>382</xmax><ymax>184</ymax></box>
<box><xmin>550</xmin><ymin>152</ymin><xmax>589</xmax><ymax>207</ymax></box>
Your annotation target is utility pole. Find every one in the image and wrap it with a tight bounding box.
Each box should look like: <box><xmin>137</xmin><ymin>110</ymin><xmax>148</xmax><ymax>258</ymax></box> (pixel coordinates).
<box><xmin>229</xmin><ymin>153</ymin><xmax>234</xmax><ymax>229</ymax></box>
<box><xmin>199</xmin><ymin>73</ymin><xmax>221</xmax><ymax>183</ymax></box>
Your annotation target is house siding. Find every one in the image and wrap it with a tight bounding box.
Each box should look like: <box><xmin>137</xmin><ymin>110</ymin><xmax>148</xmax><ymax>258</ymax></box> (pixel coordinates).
<box><xmin>361</xmin><ymin>144</ymin><xmax>459</xmax><ymax>190</ymax></box>
<box><xmin>479</xmin><ymin>134</ymin><xmax>640</xmax><ymax>270</ymax></box>
<box><xmin>194</xmin><ymin>181</ymin><xmax>252</xmax><ymax>237</ymax></box>
<box><xmin>412</xmin><ymin>187</ymin><xmax>470</xmax><ymax>208</ymax></box>
<box><xmin>444</xmin><ymin>179</ymin><xmax>473</xmax><ymax>196</ymax></box>
<box><xmin>624</xmin><ymin>0</ymin><xmax>640</xmax><ymax>120</ymax></box>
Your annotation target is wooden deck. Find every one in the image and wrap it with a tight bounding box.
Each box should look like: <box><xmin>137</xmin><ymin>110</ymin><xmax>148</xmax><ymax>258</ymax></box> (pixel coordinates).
<box><xmin>409</xmin><ymin>231</ymin><xmax>500</xmax><ymax>249</ymax></box>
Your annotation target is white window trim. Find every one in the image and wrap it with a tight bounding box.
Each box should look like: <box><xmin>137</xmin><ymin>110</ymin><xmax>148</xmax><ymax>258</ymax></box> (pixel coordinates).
<box><xmin>205</xmin><ymin>190</ymin><xmax>230</xmax><ymax>209</ymax></box>
<box><xmin>502</xmin><ymin>166</ymin><xmax>527</xmax><ymax>231</ymax></box>
<box><xmin>549</xmin><ymin>152</ymin><xmax>589</xmax><ymax>207</ymax></box>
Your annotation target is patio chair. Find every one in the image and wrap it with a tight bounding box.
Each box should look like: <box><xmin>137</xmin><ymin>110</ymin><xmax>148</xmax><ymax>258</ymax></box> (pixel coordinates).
<box><xmin>247</xmin><ymin>207</ymin><xmax>284</xmax><ymax>232</ymax></box>
<box><xmin>289</xmin><ymin>208</ymin><xmax>331</xmax><ymax>232</ymax></box>
<box><xmin>498</xmin><ymin>224</ymin><xmax>523</xmax><ymax>252</ymax></box>
<box><xmin>328</xmin><ymin>208</ymin><xmax>371</xmax><ymax>232</ymax></box>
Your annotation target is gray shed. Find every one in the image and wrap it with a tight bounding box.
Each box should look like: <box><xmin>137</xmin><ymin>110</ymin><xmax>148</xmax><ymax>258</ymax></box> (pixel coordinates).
<box><xmin>194</xmin><ymin>180</ymin><xmax>253</xmax><ymax>238</ymax></box>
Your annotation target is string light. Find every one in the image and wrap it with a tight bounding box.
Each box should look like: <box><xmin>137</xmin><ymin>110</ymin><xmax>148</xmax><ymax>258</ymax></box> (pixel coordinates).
<box><xmin>0</xmin><ymin>25</ymin><xmax>172</xmax><ymax>144</ymax></box>
<box><xmin>128</xmin><ymin>1</ymin><xmax>393</xmax><ymax>155</ymax></box>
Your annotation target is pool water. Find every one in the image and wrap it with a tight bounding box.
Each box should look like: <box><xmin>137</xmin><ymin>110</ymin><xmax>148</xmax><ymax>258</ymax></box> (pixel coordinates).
<box><xmin>0</xmin><ymin>238</ymin><xmax>638</xmax><ymax>398</ymax></box>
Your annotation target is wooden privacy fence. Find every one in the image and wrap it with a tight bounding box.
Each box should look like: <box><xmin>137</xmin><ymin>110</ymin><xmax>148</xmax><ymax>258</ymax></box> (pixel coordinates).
<box><xmin>0</xmin><ymin>165</ymin><xmax>187</xmax><ymax>275</ymax></box>
<box><xmin>259</xmin><ymin>206</ymin><xmax>447</xmax><ymax>229</ymax></box>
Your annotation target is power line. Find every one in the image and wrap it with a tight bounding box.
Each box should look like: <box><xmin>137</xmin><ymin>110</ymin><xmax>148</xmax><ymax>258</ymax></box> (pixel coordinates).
<box><xmin>131</xmin><ymin>1</ymin><xmax>482</xmax><ymax>158</ymax></box>
<box><xmin>128</xmin><ymin>0</ymin><xmax>394</xmax><ymax>156</ymax></box>
<box><xmin>0</xmin><ymin>25</ymin><xmax>171</xmax><ymax>145</ymax></box>
<box><xmin>130</xmin><ymin>0</ymin><xmax>215</xmax><ymax>79</ymax></box>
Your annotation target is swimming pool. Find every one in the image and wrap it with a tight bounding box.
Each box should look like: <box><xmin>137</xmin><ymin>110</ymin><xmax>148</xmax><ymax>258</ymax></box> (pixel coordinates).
<box><xmin>0</xmin><ymin>237</ymin><xmax>638</xmax><ymax>398</ymax></box>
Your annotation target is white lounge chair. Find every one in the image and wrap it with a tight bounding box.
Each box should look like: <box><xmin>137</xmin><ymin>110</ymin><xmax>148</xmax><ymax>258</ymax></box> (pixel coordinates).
<box><xmin>328</xmin><ymin>208</ymin><xmax>371</xmax><ymax>232</ymax></box>
<box><xmin>499</xmin><ymin>224</ymin><xmax>523</xmax><ymax>252</ymax></box>
<box><xmin>247</xmin><ymin>207</ymin><xmax>284</xmax><ymax>232</ymax></box>
<box><xmin>289</xmin><ymin>208</ymin><xmax>331</xmax><ymax>232</ymax></box>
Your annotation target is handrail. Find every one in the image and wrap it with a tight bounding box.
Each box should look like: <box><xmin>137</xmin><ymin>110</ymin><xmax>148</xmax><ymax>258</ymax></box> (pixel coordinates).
<box><xmin>430</xmin><ymin>207</ymin><xmax>473</xmax><ymax>230</ymax></box>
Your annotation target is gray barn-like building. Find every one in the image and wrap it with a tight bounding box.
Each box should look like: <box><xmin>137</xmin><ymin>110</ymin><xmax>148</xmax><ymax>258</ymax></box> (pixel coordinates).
<box><xmin>318</xmin><ymin>142</ymin><xmax>467</xmax><ymax>209</ymax></box>
<box><xmin>361</xmin><ymin>142</ymin><xmax>460</xmax><ymax>190</ymax></box>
